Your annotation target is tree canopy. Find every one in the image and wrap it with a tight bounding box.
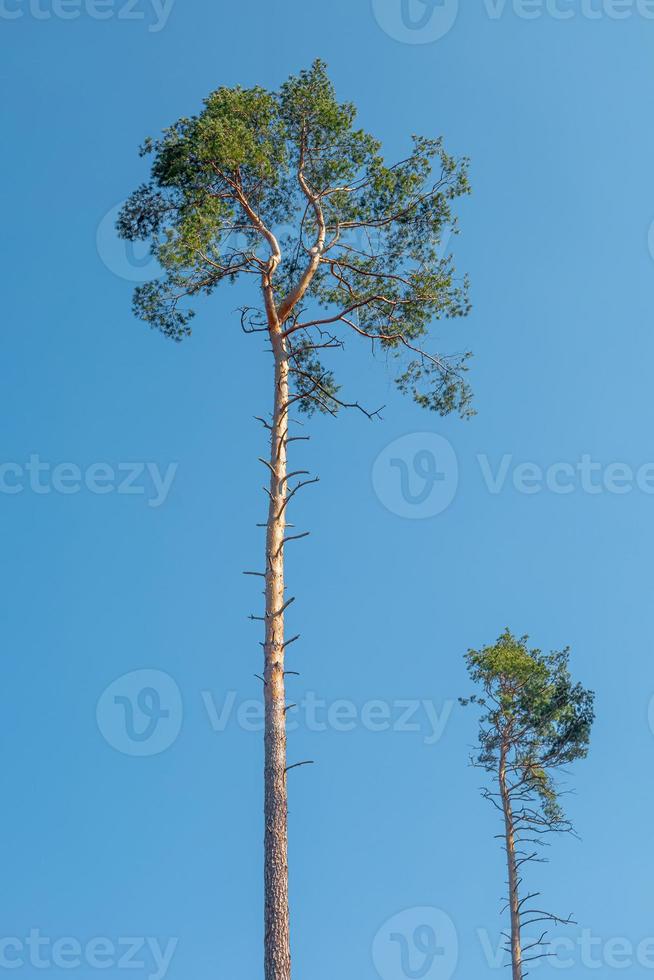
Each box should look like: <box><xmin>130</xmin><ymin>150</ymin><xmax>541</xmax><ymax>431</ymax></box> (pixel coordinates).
<box><xmin>117</xmin><ymin>59</ymin><xmax>474</xmax><ymax>417</ymax></box>
<box><xmin>462</xmin><ymin>629</ymin><xmax>595</xmax><ymax>826</ymax></box>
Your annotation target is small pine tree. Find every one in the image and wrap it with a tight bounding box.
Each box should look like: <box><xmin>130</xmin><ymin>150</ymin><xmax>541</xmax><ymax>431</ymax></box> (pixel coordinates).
<box><xmin>461</xmin><ymin>630</ymin><xmax>595</xmax><ymax>980</ymax></box>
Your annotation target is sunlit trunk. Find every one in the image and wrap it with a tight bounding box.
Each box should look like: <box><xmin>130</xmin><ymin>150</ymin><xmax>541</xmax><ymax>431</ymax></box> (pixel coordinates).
<box><xmin>500</xmin><ymin>745</ymin><xmax>522</xmax><ymax>980</ymax></box>
<box><xmin>263</xmin><ymin>326</ymin><xmax>291</xmax><ymax>980</ymax></box>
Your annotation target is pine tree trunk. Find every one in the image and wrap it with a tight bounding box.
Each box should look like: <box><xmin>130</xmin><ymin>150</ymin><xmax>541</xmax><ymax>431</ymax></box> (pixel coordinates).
<box><xmin>263</xmin><ymin>325</ymin><xmax>291</xmax><ymax>980</ymax></box>
<box><xmin>500</xmin><ymin>746</ymin><xmax>522</xmax><ymax>980</ymax></box>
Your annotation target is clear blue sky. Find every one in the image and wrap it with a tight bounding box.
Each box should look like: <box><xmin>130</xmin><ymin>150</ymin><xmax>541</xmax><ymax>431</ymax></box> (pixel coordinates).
<box><xmin>3</xmin><ymin>2</ymin><xmax>654</xmax><ymax>978</ymax></box>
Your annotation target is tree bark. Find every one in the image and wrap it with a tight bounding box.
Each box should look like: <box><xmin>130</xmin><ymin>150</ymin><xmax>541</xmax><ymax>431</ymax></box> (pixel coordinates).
<box><xmin>263</xmin><ymin>323</ymin><xmax>292</xmax><ymax>980</ymax></box>
<box><xmin>500</xmin><ymin>745</ymin><xmax>522</xmax><ymax>980</ymax></box>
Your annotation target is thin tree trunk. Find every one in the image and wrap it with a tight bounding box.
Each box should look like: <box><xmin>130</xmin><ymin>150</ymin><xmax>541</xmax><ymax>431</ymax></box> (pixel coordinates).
<box><xmin>263</xmin><ymin>324</ymin><xmax>291</xmax><ymax>980</ymax></box>
<box><xmin>500</xmin><ymin>745</ymin><xmax>522</xmax><ymax>980</ymax></box>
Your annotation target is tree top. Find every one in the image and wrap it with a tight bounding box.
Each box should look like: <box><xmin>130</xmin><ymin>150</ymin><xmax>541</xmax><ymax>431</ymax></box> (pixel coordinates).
<box><xmin>118</xmin><ymin>60</ymin><xmax>474</xmax><ymax>418</ymax></box>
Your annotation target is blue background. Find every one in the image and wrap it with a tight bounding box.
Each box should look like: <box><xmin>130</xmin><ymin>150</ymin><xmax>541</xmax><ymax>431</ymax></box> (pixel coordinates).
<box><xmin>2</xmin><ymin>1</ymin><xmax>653</xmax><ymax>977</ymax></box>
